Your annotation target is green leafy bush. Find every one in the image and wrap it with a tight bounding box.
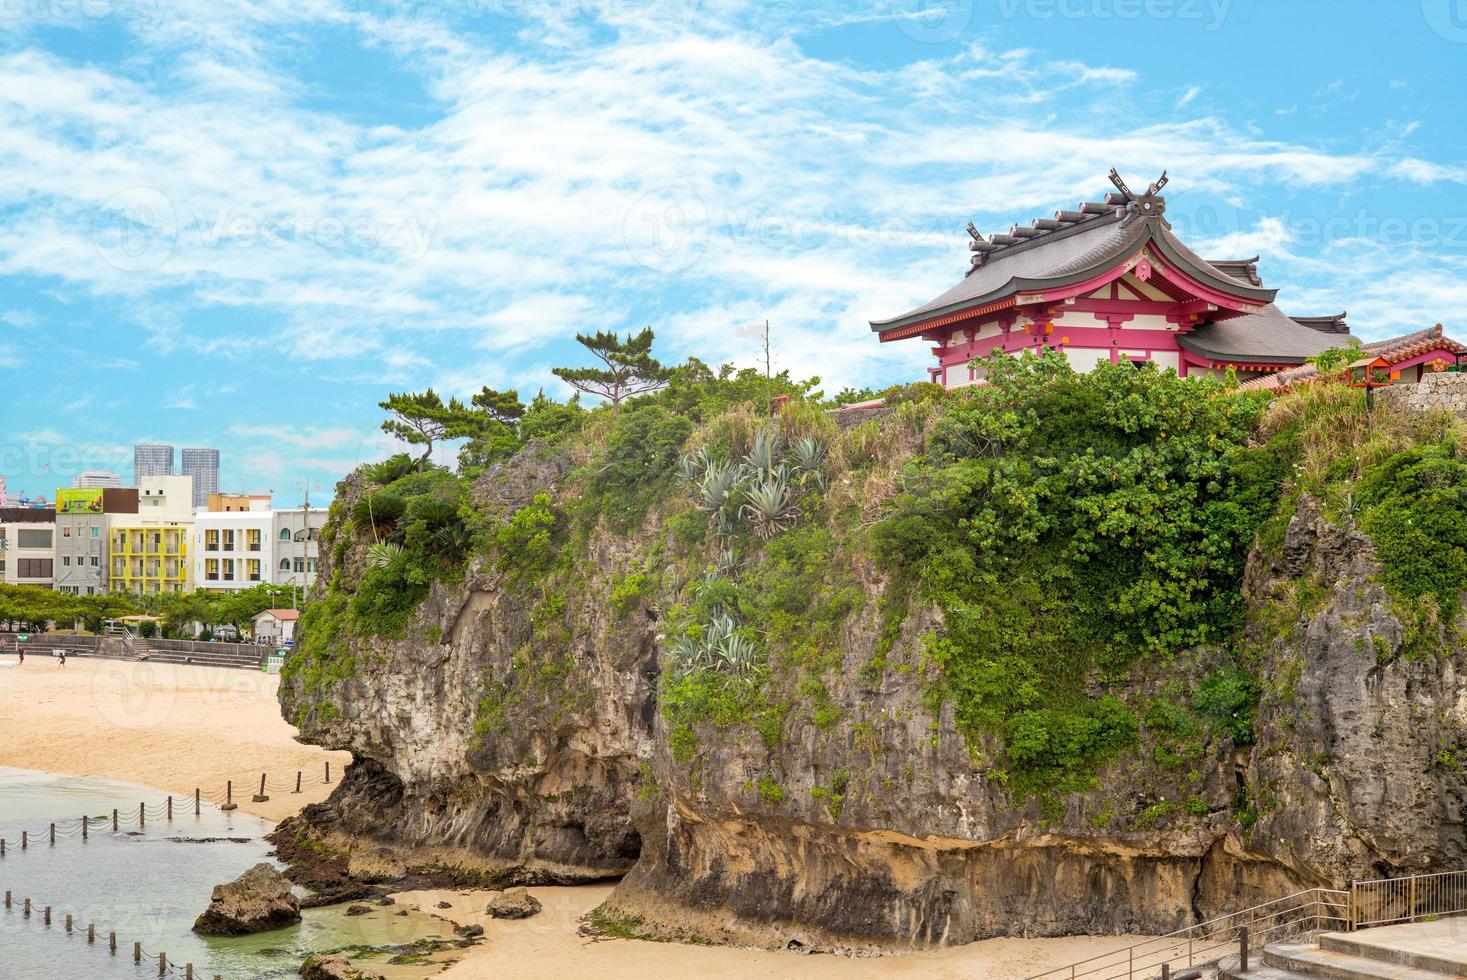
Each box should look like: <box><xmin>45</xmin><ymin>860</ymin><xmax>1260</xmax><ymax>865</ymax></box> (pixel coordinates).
<box><xmin>875</xmin><ymin>353</ymin><xmax>1285</xmax><ymax>796</ymax></box>
<box><xmin>1194</xmin><ymin>666</ymin><xmax>1260</xmax><ymax>745</ymax></box>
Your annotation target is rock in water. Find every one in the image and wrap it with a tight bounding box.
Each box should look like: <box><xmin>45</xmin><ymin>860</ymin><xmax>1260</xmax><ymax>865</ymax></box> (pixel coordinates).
<box><xmin>299</xmin><ymin>954</ymin><xmax>385</xmax><ymax>980</ymax></box>
<box><xmin>193</xmin><ymin>863</ymin><xmax>302</xmax><ymax>935</ymax></box>
<box><xmin>486</xmin><ymin>887</ymin><xmax>541</xmax><ymax>920</ymax></box>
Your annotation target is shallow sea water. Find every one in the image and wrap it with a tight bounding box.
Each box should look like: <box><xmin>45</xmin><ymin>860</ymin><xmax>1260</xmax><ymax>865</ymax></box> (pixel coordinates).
<box><xmin>0</xmin><ymin>767</ymin><xmax>458</xmax><ymax>979</ymax></box>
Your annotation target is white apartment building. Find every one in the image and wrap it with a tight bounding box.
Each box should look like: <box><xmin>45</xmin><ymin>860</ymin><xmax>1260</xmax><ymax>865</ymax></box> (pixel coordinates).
<box><xmin>193</xmin><ymin>510</ymin><xmax>273</xmax><ymax>592</ymax></box>
<box><xmin>272</xmin><ymin>507</ymin><xmax>329</xmax><ymax>596</ymax></box>
<box><xmin>0</xmin><ymin>509</ymin><xmax>56</xmax><ymax>587</ymax></box>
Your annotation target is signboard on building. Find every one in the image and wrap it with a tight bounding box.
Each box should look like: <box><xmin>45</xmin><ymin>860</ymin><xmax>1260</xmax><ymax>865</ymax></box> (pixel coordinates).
<box><xmin>56</xmin><ymin>488</ymin><xmax>104</xmax><ymax>514</ymax></box>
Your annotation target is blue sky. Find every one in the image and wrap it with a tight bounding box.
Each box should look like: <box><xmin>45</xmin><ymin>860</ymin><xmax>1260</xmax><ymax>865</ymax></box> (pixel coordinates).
<box><xmin>1</xmin><ymin>0</ymin><xmax>1465</xmax><ymax>499</ymax></box>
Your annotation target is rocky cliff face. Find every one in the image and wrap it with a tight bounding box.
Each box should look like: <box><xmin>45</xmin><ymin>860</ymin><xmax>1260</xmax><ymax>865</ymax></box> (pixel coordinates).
<box><xmin>278</xmin><ymin>438</ymin><xmax>1467</xmax><ymax>950</ymax></box>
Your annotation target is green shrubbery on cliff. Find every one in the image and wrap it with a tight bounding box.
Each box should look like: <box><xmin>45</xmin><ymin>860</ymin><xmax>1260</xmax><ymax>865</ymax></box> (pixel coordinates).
<box><xmin>292</xmin><ymin>335</ymin><xmax>1466</xmax><ymax>813</ymax></box>
<box><xmin>873</xmin><ymin>354</ymin><xmax>1288</xmax><ymax>797</ymax></box>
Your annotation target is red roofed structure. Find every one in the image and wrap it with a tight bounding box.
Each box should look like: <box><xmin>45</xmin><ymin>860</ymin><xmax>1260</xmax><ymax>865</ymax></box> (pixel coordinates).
<box><xmin>872</xmin><ymin>170</ymin><xmax>1367</xmax><ymax>386</ymax></box>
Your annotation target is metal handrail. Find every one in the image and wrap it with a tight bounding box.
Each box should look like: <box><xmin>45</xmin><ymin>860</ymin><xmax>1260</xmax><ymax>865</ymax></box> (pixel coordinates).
<box><xmin>1029</xmin><ymin>867</ymin><xmax>1467</xmax><ymax>980</ymax></box>
<box><xmin>1025</xmin><ymin>888</ymin><xmax>1349</xmax><ymax>980</ymax></box>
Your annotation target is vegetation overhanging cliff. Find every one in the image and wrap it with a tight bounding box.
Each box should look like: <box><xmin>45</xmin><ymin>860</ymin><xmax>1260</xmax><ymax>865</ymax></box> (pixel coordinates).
<box><xmin>276</xmin><ymin>353</ymin><xmax>1467</xmax><ymax>950</ymax></box>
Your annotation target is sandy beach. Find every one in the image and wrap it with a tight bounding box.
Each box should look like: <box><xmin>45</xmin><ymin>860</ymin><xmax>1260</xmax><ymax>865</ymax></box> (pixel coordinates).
<box><xmin>392</xmin><ymin>884</ymin><xmax>1150</xmax><ymax>980</ymax></box>
<box><xmin>0</xmin><ymin>655</ymin><xmax>1142</xmax><ymax>979</ymax></box>
<box><xmin>0</xmin><ymin>654</ymin><xmax>349</xmax><ymax>821</ymax></box>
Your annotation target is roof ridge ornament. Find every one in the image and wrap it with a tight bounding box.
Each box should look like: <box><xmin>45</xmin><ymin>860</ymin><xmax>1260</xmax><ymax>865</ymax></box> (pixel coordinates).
<box><xmin>1108</xmin><ymin>168</ymin><xmax>1169</xmax><ymax>225</ymax></box>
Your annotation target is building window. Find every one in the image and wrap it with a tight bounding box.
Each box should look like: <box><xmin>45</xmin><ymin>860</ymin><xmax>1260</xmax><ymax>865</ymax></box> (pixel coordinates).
<box><xmin>294</xmin><ymin>558</ymin><xmax>305</xmax><ymax>573</ymax></box>
<box><xmin>246</xmin><ymin>529</ymin><xmax>262</xmax><ymax>552</ymax></box>
<box><xmin>223</xmin><ymin>558</ymin><xmax>235</xmax><ymax>581</ymax></box>
<box><xmin>279</xmin><ymin>528</ymin><xmax>291</xmax><ymax>541</ymax></box>
<box><xmin>91</xmin><ymin>526</ymin><xmax>99</xmax><ymax>538</ymax></box>
<box><xmin>17</xmin><ymin>558</ymin><xmax>52</xmax><ymax>578</ymax></box>
<box><xmin>247</xmin><ymin>559</ymin><xmax>261</xmax><ymax>582</ymax></box>
<box><xmin>62</xmin><ymin>556</ymin><xmax>71</xmax><ymax>566</ymax></box>
<box><xmin>280</xmin><ymin>558</ymin><xmax>291</xmax><ymax>571</ymax></box>
<box><xmin>206</xmin><ymin>559</ymin><xmax>219</xmax><ymax>581</ymax></box>
<box><xmin>223</xmin><ymin>529</ymin><xmax>235</xmax><ymax>551</ymax></box>
<box><xmin>17</xmin><ymin>529</ymin><xmax>52</xmax><ymax>549</ymax></box>
<box><xmin>63</xmin><ymin>526</ymin><xmax>72</xmax><ymax>537</ymax></box>
<box><xmin>91</xmin><ymin>556</ymin><xmax>99</xmax><ymax>566</ymax></box>
<box><xmin>205</xmin><ymin>529</ymin><xmax>219</xmax><ymax>551</ymax></box>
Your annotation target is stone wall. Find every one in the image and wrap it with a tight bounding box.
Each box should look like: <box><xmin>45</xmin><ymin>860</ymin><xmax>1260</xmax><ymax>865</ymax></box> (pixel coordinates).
<box><xmin>1376</xmin><ymin>371</ymin><xmax>1467</xmax><ymax>415</ymax></box>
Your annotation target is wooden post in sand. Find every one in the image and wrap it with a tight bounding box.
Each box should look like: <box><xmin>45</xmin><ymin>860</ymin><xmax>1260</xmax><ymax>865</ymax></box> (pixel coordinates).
<box><xmin>133</xmin><ymin>941</ymin><xmax>141</xmax><ymax>963</ymax></box>
<box><xmin>221</xmin><ymin>780</ymin><xmax>238</xmax><ymax>811</ymax></box>
<box><xmin>49</xmin><ymin>823</ymin><xmax>55</xmax><ymax>846</ymax></box>
<box><xmin>22</xmin><ymin>898</ymin><xmax>30</xmax><ymax>918</ymax></box>
<box><xmin>167</xmin><ymin>796</ymin><xmax>173</xmax><ymax>821</ymax></box>
<box><xmin>139</xmin><ymin>802</ymin><xmax>145</xmax><ymax>828</ymax></box>
<box><xmin>195</xmin><ymin>788</ymin><xmax>201</xmax><ymax>816</ymax></box>
<box><xmin>295</xmin><ymin>771</ymin><xmax>302</xmax><ymax>794</ymax></box>
<box><xmin>112</xmin><ymin>808</ymin><xmax>118</xmax><ymax>832</ymax></box>
<box><xmin>252</xmin><ymin>773</ymin><xmax>269</xmax><ymax>803</ymax></box>
<box><xmin>43</xmin><ymin>906</ymin><xmax>50</xmax><ymax>926</ymax></box>
<box><xmin>88</xmin><ymin>923</ymin><xmax>95</xmax><ymax>943</ymax></box>
<box><xmin>83</xmin><ymin>815</ymin><xmax>88</xmax><ymax>841</ymax></box>
<box><xmin>325</xmin><ymin>761</ymin><xmax>331</xmax><ymax>784</ymax></box>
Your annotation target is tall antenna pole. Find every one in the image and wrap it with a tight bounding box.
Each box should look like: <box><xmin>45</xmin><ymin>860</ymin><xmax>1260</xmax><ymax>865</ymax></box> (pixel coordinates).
<box><xmin>763</xmin><ymin>319</ymin><xmax>772</xmax><ymax>417</ymax></box>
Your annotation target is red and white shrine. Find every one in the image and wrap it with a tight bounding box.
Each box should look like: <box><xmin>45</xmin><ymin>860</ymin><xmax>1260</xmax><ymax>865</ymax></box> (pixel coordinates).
<box><xmin>871</xmin><ymin>170</ymin><xmax>1357</xmax><ymax>386</ymax></box>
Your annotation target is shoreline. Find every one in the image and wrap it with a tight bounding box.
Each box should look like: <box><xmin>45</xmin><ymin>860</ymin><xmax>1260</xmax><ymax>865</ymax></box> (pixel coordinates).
<box><xmin>0</xmin><ymin>655</ymin><xmax>1147</xmax><ymax>979</ymax></box>
<box><xmin>0</xmin><ymin>656</ymin><xmax>349</xmax><ymax>822</ymax></box>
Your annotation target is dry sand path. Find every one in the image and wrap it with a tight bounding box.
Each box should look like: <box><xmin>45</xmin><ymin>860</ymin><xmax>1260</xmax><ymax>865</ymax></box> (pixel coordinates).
<box><xmin>0</xmin><ymin>655</ymin><xmax>1143</xmax><ymax>979</ymax></box>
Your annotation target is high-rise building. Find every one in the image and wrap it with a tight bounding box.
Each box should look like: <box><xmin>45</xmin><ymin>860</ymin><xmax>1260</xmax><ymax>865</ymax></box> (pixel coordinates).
<box><xmin>74</xmin><ymin>470</ymin><xmax>123</xmax><ymax>488</ymax></box>
<box><xmin>180</xmin><ymin>448</ymin><xmax>220</xmax><ymax>510</ymax></box>
<box><xmin>133</xmin><ymin>444</ymin><xmax>174</xmax><ymax>484</ymax></box>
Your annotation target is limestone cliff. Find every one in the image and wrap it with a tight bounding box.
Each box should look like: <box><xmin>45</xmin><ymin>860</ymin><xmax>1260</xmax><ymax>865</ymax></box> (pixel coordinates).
<box><xmin>277</xmin><ymin>386</ymin><xmax>1467</xmax><ymax>951</ymax></box>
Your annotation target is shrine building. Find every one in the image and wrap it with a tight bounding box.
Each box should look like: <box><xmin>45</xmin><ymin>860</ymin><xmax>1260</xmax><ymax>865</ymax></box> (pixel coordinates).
<box><xmin>871</xmin><ymin>170</ymin><xmax>1358</xmax><ymax>386</ymax></box>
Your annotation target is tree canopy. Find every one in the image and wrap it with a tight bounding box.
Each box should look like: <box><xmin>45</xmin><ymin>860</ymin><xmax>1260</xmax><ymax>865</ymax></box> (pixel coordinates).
<box><xmin>552</xmin><ymin>327</ymin><xmax>672</xmax><ymax>412</ymax></box>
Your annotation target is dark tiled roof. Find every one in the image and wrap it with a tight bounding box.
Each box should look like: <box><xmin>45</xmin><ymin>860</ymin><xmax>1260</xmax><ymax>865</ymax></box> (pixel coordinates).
<box><xmin>0</xmin><ymin>508</ymin><xmax>56</xmax><ymax>523</ymax></box>
<box><xmin>1240</xmin><ymin>324</ymin><xmax>1466</xmax><ymax>390</ymax></box>
<box><xmin>1178</xmin><ymin>305</ymin><xmax>1350</xmax><ymax>364</ymax></box>
<box><xmin>872</xmin><ymin>186</ymin><xmax>1278</xmax><ymax>333</ymax></box>
<box><xmin>1206</xmin><ymin>257</ymin><xmax>1262</xmax><ymax>287</ymax></box>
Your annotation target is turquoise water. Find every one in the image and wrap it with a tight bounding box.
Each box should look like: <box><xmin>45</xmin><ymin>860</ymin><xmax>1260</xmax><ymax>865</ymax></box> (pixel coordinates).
<box><xmin>0</xmin><ymin>767</ymin><xmax>458</xmax><ymax>979</ymax></box>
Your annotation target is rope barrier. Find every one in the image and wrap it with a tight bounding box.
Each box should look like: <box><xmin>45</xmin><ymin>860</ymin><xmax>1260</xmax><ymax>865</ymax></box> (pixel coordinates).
<box><xmin>2</xmin><ymin>888</ymin><xmax>210</xmax><ymax>979</ymax></box>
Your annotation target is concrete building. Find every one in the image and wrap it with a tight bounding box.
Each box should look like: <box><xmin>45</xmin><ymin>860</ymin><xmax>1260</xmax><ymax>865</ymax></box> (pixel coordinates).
<box><xmin>0</xmin><ymin>508</ymin><xmax>57</xmax><ymax>588</ymax></box>
<box><xmin>53</xmin><ymin>487</ymin><xmax>139</xmax><ymax>595</ymax></box>
<box><xmin>73</xmin><ymin>471</ymin><xmax>123</xmax><ymax>488</ymax></box>
<box><xmin>133</xmin><ymin>444</ymin><xmax>174</xmax><ymax>483</ymax></box>
<box><xmin>181</xmin><ymin>448</ymin><xmax>220</xmax><ymax>510</ymax></box>
<box><xmin>207</xmin><ymin>493</ymin><xmax>271</xmax><ymax>513</ymax></box>
<box><xmin>193</xmin><ymin>510</ymin><xmax>272</xmax><ymax>592</ymax></box>
<box><xmin>109</xmin><ymin>475</ymin><xmax>196</xmax><ymax>594</ymax></box>
<box><xmin>272</xmin><ymin>507</ymin><xmax>329</xmax><ymax>597</ymax></box>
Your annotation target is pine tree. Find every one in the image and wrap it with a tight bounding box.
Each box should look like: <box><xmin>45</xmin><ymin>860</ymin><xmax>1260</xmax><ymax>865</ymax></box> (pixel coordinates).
<box><xmin>552</xmin><ymin>327</ymin><xmax>671</xmax><ymax>413</ymax></box>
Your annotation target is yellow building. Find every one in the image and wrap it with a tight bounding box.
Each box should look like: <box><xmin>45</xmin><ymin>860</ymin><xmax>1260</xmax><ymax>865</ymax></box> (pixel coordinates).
<box><xmin>110</xmin><ymin>525</ymin><xmax>191</xmax><ymax>594</ymax></box>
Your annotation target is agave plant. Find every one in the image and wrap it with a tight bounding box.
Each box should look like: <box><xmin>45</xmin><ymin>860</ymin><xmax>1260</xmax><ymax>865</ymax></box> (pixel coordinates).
<box><xmin>715</xmin><ymin>631</ymin><xmax>760</xmax><ymax>676</ymax></box>
<box><xmin>667</xmin><ymin>632</ymin><xmax>709</xmax><ymax>676</ymax></box>
<box><xmin>745</xmin><ymin>429</ymin><xmax>780</xmax><ymax>474</ymax></box>
<box><xmin>698</xmin><ymin>459</ymin><xmax>744</xmax><ymax>513</ymax></box>
<box><xmin>678</xmin><ymin>446</ymin><xmax>711</xmax><ymax>485</ymax></box>
<box><xmin>741</xmin><ymin>471</ymin><xmax>799</xmax><ymax>540</ymax></box>
<box><xmin>712</xmin><ymin>549</ymin><xmax>739</xmax><ymax>579</ymax></box>
<box><xmin>790</xmin><ymin>436</ymin><xmax>829</xmax><ymax>492</ymax></box>
<box><xmin>364</xmin><ymin>541</ymin><xmax>407</xmax><ymax>570</ymax></box>
<box><xmin>790</xmin><ymin>435</ymin><xmax>827</xmax><ymax>474</ymax></box>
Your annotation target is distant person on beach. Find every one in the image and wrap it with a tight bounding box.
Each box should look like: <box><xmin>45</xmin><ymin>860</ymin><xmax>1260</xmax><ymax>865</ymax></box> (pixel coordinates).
<box><xmin>17</xmin><ymin>646</ymin><xmax>23</xmax><ymax>665</ymax></box>
<box><xmin>56</xmin><ymin>649</ymin><xmax>66</xmax><ymax>668</ymax></box>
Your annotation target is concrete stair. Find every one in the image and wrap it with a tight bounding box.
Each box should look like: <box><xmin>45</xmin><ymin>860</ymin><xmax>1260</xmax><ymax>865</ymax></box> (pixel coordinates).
<box><xmin>1223</xmin><ymin>922</ymin><xmax>1467</xmax><ymax>980</ymax></box>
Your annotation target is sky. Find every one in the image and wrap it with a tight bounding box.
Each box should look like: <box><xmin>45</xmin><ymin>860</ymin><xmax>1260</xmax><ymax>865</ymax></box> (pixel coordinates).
<box><xmin>1</xmin><ymin>0</ymin><xmax>1465</xmax><ymax>500</ymax></box>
